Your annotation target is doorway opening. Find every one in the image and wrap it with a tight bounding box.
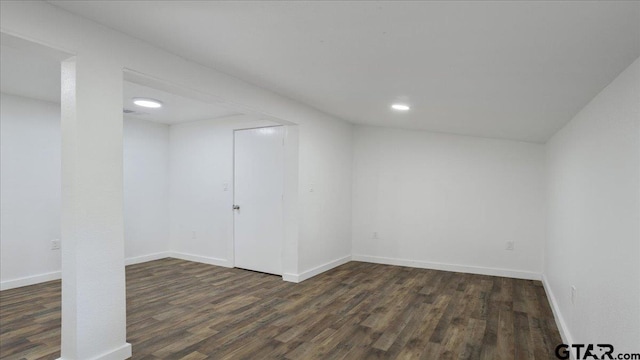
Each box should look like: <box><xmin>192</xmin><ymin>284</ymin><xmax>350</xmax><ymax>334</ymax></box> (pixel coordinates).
<box><xmin>122</xmin><ymin>70</ymin><xmax>299</xmax><ymax>278</ymax></box>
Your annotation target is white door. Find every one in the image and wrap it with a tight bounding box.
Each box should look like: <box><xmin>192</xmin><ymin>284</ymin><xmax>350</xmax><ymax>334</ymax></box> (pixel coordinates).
<box><xmin>233</xmin><ymin>126</ymin><xmax>284</xmax><ymax>275</ymax></box>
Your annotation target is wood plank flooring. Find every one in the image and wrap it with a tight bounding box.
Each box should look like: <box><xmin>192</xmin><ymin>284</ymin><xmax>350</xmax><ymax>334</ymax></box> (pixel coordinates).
<box><xmin>0</xmin><ymin>259</ymin><xmax>562</xmax><ymax>359</ymax></box>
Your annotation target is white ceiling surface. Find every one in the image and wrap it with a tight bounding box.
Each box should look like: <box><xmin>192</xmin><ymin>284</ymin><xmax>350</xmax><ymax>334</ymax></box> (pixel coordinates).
<box><xmin>0</xmin><ymin>40</ymin><xmax>237</xmax><ymax>124</ymax></box>
<box><xmin>50</xmin><ymin>1</ymin><xmax>640</xmax><ymax>143</ymax></box>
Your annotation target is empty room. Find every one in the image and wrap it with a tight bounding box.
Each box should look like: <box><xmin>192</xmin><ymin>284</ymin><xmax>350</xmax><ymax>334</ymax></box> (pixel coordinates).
<box><xmin>0</xmin><ymin>1</ymin><xmax>638</xmax><ymax>360</ymax></box>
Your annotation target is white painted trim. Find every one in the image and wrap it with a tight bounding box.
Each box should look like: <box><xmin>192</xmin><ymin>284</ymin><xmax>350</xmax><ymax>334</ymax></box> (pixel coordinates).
<box><xmin>124</xmin><ymin>252</ymin><xmax>171</xmax><ymax>266</ymax></box>
<box><xmin>352</xmin><ymin>254</ymin><xmax>542</xmax><ymax>280</ymax></box>
<box><xmin>282</xmin><ymin>255</ymin><xmax>351</xmax><ymax>283</ymax></box>
<box><xmin>0</xmin><ymin>271</ymin><xmax>61</xmax><ymax>290</ymax></box>
<box><xmin>169</xmin><ymin>252</ymin><xmax>233</xmax><ymax>268</ymax></box>
<box><xmin>542</xmin><ymin>274</ymin><xmax>573</xmax><ymax>348</ymax></box>
<box><xmin>90</xmin><ymin>343</ymin><xmax>132</xmax><ymax>360</ymax></box>
<box><xmin>58</xmin><ymin>342</ymin><xmax>132</xmax><ymax>360</ymax></box>
<box><xmin>0</xmin><ymin>252</ymin><xmax>234</xmax><ymax>291</ymax></box>
<box><xmin>282</xmin><ymin>273</ymin><xmax>300</xmax><ymax>283</ymax></box>
<box><xmin>1</xmin><ymin>253</ymin><xmax>542</xmax><ymax>290</ymax></box>
<box><xmin>298</xmin><ymin>255</ymin><xmax>351</xmax><ymax>282</ymax></box>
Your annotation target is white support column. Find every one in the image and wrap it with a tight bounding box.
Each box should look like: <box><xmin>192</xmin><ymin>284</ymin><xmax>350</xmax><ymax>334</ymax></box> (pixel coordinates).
<box><xmin>60</xmin><ymin>55</ymin><xmax>131</xmax><ymax>360</ymax></box>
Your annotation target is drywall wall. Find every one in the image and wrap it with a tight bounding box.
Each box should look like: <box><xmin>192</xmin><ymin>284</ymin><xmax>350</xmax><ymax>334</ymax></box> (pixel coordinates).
<box><xmin>0</xmin><ymin>93</ymin><xmax>172</xmax><ymax>289</ymax></box>
<box><xmin>352</xmin><ymin>126</ymin><xmax>546</xmax><ymax>279</ymax></box>
<box><xmin>169</xmin><ymin>114</ymin><xmax>277</xmax><ymax>266</ymax></box>
<box><xmin>0</xmin><ymin>93</ymin><xmax>62</xmax><ymax>288</ymax></box>
<box><xmin>169</xmin><ymin>113</ymin><xmax>352</xmax><ymax>280</ymax></box>
<box><xmin>296</xmin><ymin>118</ymin><xmax>353</xmax><ymax>280</ymax></box>
<box><xmin>123</xmin><ymin>117</ymin><xmax>171</xmax><ymax>263</ymax></box>
<box><xmin>545</xmin><ymin>57</ymin><xmax>639</xmax><ymax>353</ymax></box>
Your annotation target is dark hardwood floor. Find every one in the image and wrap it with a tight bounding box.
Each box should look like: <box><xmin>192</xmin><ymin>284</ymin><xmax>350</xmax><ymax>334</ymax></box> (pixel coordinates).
<box><xmin>0</xmin><ymin>259</ymin><xmax>562</xmax><ymax>359</ymax></box>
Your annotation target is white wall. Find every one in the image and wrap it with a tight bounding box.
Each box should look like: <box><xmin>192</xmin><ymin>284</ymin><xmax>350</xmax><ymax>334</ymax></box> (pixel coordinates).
<box><xmin>1</xmin><ymin>94</ymin><xmax>353</xmax><ymax>287</ymax></box>
<box><xmin>0</xmin><ymin>93</ymin><xmax>61</xmax><ymax>288</ymax></box>
<box><xmin>169</xmin><ymin>114</ymin><xmax>353</xmax><ymax>280</ymax></box>
<box><xmin>169</xmin><ymin>115</ymin><xmax>278</xmax><ymax>265</ymax></box>
<box><xmin>352</xmin><ymin>126</ymin><xmax>546</xmax><ymax>279</ymax></box>
<box><xmin>123</xmin><ymin>117</ymin><xmax>170</xmax><ymax>262</ymax></box>
<box><xmin>0</xmin><ymin>93</ymin><xmax>172</xmax><ymax>289</ymax></box>
<box><xmin>297</xmin><ymin>119</ymin><xmax>353</xmax><ymax>278</ymax></box>
<box><xmin>545</xmin><ymin>58</ymin><xmax>639</xmax><ymax>353</ymax></box>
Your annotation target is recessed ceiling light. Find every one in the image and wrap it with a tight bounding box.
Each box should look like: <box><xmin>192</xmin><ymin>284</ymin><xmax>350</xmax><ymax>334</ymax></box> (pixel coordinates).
<box><xmin>133</xmin><ymin>98</ymin><xmax>163</xmax><ymax>108</ymax></box>
<box><xmin>391</xmin><ymin>104</ymin><xmax>410</xmax><ymax>111</ymax></box>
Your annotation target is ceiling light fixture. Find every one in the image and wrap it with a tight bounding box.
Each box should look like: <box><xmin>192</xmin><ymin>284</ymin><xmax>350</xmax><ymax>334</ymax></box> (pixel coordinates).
<box><xmin>133</xmin><ymin>98</ymin><xmax>163</xmax><ymax>108</ymax></box>
<box><xmin>391</xmin><ymin>103</ymin><xmax>410</xmax><ymax>111</ymax></box>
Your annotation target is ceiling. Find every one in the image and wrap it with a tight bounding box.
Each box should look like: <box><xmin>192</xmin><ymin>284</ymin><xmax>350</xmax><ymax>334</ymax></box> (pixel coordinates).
<box><xmin>49</xmin><ymin>1</ymin><xmax>640</xmax><ymax>143</ymax></box>
<box><xmin>1</xmin><ymin>37</ymin><xmax>237</xmax><ymax>124</ymax></box>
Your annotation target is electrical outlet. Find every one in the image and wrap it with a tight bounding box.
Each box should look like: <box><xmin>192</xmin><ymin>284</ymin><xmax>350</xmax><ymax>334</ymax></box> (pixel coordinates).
<box><xmin>223</xmin><ymin>183</ymin><xmax>229</xmax><ymax>192</ymax></box>
<box><xmin>571</xmin><ymin>285</ymin><xmax>577</xmax><ymax>305</ymax></box>
<box><xmin>505</xmin><ymin>241</ymin><xmax>515</xmax><ymax>250</ymax></box>
<box><xmin>372</xmin><ymin>232</ymin><xmax>378</xmax><ymax>239</ymax></box>
<box><xmin>51</xmin><ymin>239</ymin><xmax>60</xmax><ymax>250</ymax></box>
<box><xmin>309</xmin><ymin>183</ymin><xmax>315</xmax><ymax>192</ymax></box>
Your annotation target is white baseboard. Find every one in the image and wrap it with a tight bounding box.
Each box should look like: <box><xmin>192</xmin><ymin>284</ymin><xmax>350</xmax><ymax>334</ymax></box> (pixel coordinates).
<box><xmin>1</xmin><ymin>252</ymin><xmax>234</xmax><ymax>291</ymax></box>
<box><xmin>283</xmin><ymin>255</ymin><xmax>351</xmax><ymax>283</ymax></box>
<box><xmin>282</xmin><ymin>273</ymin><xmax>299</xmax><ymax>283</ymax></box>
<box><xmin>542</xmin><ymin>274</ymin><xmax>573</xmax><ymax>347</ymax></box>
<box><xmin>91</xmin><ymin>342</ymin><xmax>132</xmax><ymax>360</ymax></box>
<box><xmin>352</xmin><ymin>254</ymin><xmax>542</xmax><ymax>281</ymax></box>
<box><xmin>125</xmin><ymin>252</ymin><xmax>171</xmax><ymax>265</ymax></box>
<box><xmin>58</xmin><ymin>342</ymin><xmax>132</xmax><ymax>360</ymax></box>
<box><xmin>1</xmin><ymin>253</ymin><xmax>542</xmax><ymax>290</ymax></box>
<box><xmin>0</xmin><ymin>271</ymin><xmax>61</xmax><ymax>291</ymax></box>
<box><xmin>169</xmin><ymin>251</ymin><xmax>232</xmax><ymax>268</ymax></box>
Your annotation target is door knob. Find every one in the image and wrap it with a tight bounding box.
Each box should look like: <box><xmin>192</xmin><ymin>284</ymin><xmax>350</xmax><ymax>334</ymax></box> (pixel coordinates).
<box><xmin>233</xmin><ymin>205</ymin><xmax>240</xmax><ymax>210</ymax></box>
